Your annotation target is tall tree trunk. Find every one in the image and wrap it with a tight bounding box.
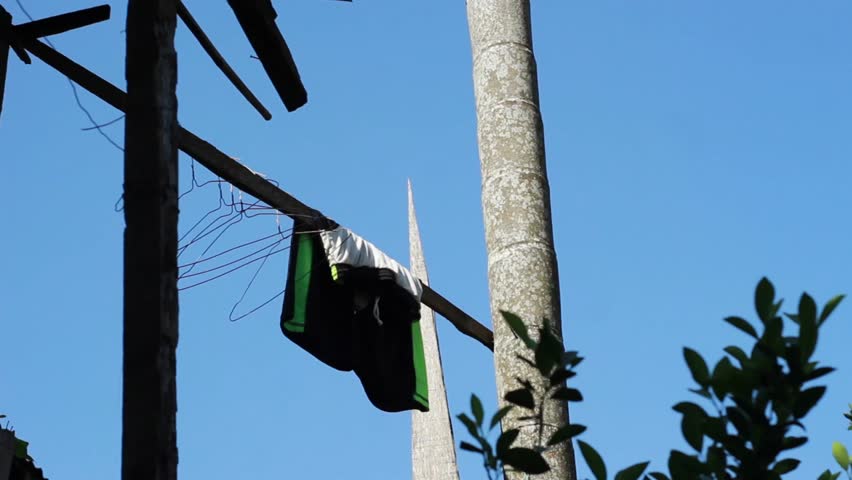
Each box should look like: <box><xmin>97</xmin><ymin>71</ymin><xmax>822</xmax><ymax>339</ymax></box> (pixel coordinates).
<box><xmin>409</xmin><ymin>181</ymin><xmax>461</xmax><ymax>480</ymax></box>
<box><xmin>465</xmin><ymin>1</ymin><xmax>576</xmax><ymax>479</ymax></box>
<box><xmin>122</xmin><ymin>2</ymin><xmax>179</xmax><ymax>480</ymax></box>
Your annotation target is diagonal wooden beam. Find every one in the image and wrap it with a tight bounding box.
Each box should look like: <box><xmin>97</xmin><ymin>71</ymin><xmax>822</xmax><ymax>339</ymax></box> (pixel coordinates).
<box><xmin>176</xmin><ymin>1</ymin><xmax>271</xmax><ymax>121</ymax></box>
<box><xmin>226</xmin><ymin>0</ymin><xmax>307</xmax><ymax>112</ymax></box>
<box><xmin>0</xmin><ymin>8</ymin><xmax>30</xmax><ymax>65</ymax></box>
<box><xmin>14</xmin><ymin>5</ymin><xmax>110</xmax><ymax>39</ymax></box>
<box><xmin>18</xmin><ymin>36</ymin><xmax>494</xmax><ymax>351</ymax></box>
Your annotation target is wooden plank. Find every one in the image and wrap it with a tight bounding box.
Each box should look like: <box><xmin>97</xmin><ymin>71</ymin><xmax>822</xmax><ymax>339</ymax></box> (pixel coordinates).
<box><xmin>21</xmin><ymin>36</ymin><xmax>125</xmax><ymax>110</ymax></box>
<box><xmin>226</xmin><ymin>0</ymin><xmax>307</xmax><ymax>112</ymax></box>
<box><xmin>122</xmin><ymin>1</ymin><xmax>179</xmax><ymax>480</ymax></box>
<box><xmin>14</xmin><ymin>5</ymin><xmax>110</xmax><ymax>39</ymax></box>
<box><xmin>19</xmin><ymin>36</ymin><xmax>494</xmax><ymax>351</ymax></box>
<box><xmin>176</xmin><ymin>128</ymin><xmax>334</xmax><ymax>229</ymax></box>
<box><xmin>0</xmin><ymin>6</ymin><xmax>10</xmax><ymax>121</ymax></box>
<box><xmin>421</xmin><ymin>285</ymin><xmax>492</xmax><ymax>350</ymax></box>
<box><xmin>176</xmin><ymin>1</ymin><xmax>271</xmax><ymax>121</ymax></box>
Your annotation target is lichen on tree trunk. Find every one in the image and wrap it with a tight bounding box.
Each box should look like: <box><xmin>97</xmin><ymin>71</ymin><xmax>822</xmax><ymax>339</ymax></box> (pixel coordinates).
<box><xmin>409</xmin><ymin>181</ymin><xmax>461</xmax><ymax>480</ymax></box>
<box><xmin>465</xmin><ymin>1</ymin><xmax>576</xmax><ymax>478</ymax></box>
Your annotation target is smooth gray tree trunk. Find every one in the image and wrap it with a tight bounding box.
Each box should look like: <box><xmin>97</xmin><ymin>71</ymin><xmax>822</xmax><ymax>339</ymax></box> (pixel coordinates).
<box><xmin>409</xmin><ymin>181</ymin><xmax>461</xmax><ymax>480</ymax></box>
<box><xmin>465</xmin><ymin>1</ymin><xmax>576</xmax><ymax>478</ymax></box>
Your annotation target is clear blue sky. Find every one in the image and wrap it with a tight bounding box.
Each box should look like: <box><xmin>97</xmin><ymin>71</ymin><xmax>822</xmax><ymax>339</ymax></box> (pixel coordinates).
<box><xmin>2</xmin><ymin>1</ymin><xmax>851</xmax><ymax>479</ymax></box>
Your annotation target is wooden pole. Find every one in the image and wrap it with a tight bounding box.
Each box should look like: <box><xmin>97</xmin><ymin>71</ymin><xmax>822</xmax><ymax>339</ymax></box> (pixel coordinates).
<box><xmin>122</xmin><ymin>1</ymin><xmax>179</xmax><ymax>480</ymax></box>
<box><xmin>409</xmin><ymin>181</ymin><xmax>460</xmax><ymax>480</ymax></box>
<box><xmin>466</xmin><ymin>1</ymin><xmax>576</xmax><ymax>478</ymax></box>
<box><xmin>0</xmin><ymin>6</ymin><xmax>11</xmax><ymax>122</ymax></box>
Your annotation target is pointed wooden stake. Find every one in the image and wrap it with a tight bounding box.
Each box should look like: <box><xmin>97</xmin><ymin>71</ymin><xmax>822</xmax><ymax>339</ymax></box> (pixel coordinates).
<box><xmin>409</xmin><ymin>180</ymin><xmax>460</xmax><ymax>480</ymax></box>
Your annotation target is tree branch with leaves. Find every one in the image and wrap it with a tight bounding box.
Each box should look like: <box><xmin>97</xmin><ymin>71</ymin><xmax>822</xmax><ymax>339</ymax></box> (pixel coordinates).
<box><xmin>457</xmin><ymin>278</ymin><xmax>846</xmax><ymax>480</ymax></box>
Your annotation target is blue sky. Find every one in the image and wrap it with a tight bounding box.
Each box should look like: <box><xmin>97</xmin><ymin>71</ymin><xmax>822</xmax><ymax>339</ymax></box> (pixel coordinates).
<box><xmin>2</xmin><ymin>1</ymin><xmax>851</xmax><ymax>479</ymax></box>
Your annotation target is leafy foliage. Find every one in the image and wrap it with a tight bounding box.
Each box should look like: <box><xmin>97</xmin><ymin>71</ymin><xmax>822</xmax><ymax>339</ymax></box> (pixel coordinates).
<box><xmin>822</xmin><ymin>404</ymin><xmax>852</xmax><ymax>479</ymax></box>
<box><xmin>456</xmin><ymin>313</ymin><xmax>646</xmax><ymax>480</ymax></box>
<box><xmin>456</xmin><ymin>278</ymin><xmax>846</xmax><ymax>480</ymax></box>
<box><xmin>652</xmin><ymin>278</ymin><xmax>844</xmax><ymax>480</ymax></box>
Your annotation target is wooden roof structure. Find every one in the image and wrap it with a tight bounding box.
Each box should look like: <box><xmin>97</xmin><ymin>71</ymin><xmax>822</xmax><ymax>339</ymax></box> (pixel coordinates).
<box><xmin>0</xmin><ymin>2</ymin><xmax>492</xmax><ymax>349</ymax></box>
<box><xmin>2</xmin><ymin>3</ymin><xmax>491</xmax><ymax>479</ymax></box>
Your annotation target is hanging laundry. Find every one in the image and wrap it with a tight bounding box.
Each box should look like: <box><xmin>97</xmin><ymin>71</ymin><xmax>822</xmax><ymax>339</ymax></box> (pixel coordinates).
<box><xmin>280</xmin><ymin>220</ymin><xmax>429</xmax><ymax>413</ymax></box>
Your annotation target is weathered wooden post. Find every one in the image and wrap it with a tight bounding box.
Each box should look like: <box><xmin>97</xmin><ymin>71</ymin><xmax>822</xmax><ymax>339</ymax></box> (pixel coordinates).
<box><xmin>409</xmin><ymin>181</ymin><xmax>460</xmax><ymax>480</ymax></box>
<box><xmin>465</xmin><ymin>1</ymin><xmax>576</xmax><ymax>478</ymax></box>
<box><xmin>122</xmin><ymin>1</ymin><xmax>179</xmax><ymax>479</ymax></box>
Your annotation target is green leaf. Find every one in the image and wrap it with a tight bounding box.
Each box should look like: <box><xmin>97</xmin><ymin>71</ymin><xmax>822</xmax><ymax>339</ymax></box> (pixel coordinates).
<box><xmin>702</xmin><ymin>417</ymin><xmax>726</xmax><ymax>443</ymax></box>
<box><xmin>817</xmin><ymin>470</ymin><xmax>841</xmax><ymax>480</ymax></box>
<box><xmin>504</xmin><ymin>388</ymin><xmax>535</xmax><ymax>409</ymax></box>
<box><xmin>723</xmin><ymin>346</ymin><xmax>749</xmax><ymax>366</ymax></box>
<box><xmin>688</xmin><ymin>388</ymin><xmax>712</xmax><ymax>400</ymax></box>
<box><xmin>805</xmin><ymin>366</ymin><xmax>835</xmax><ymax>381</ymax></box>
<box><xmin>832</xmin><ymin>441</ymin><xmax>850</xmax><ymax>470</ymax></box>
<box><xmin>647</xmin><ymin>473</ymin><xmax>671</xmax><ymax>480</ymax></box>
<box><xmin>578</xmin><ymin>440</ymin><xmax>607</xmax><ymax>480</ymax></box>
<box><xmin>614</xmin><ymin>461</ymin><xmax>650</xmax><ymax>480</ymax></box>
<box><xmin>501</xmin><ymin>311</ymin><xmax>536</xmax><ymax>349</ymax></box>
<box><xmin>459</xmin><ymin>441</ymin><xmax>483</xmax><ymax>453</ymax></box>
<box><xmin>683</xmin><ymin>347</ymin><xmax>710</xmax><ymax>386</ymax></box>
<box><xmin>489</xmin><ymin>406</ymin><xmax>513</xmax><ymax>430</ymax></box>
<box><xmin>471</xmin><ymin>394</ymin><xmax>484</xmax><ymax>427</ymax></box>
<box><xmin>680</xmin><ymin>411</ymin><xmax>704</xmax><ymax>452</ymax></box>
<box><xmin>667</xmin><ymin>450</ymin><xmax>702</xmax><ymax>480</ymax></box>
<box><xmin>819</xmin><ymin>294</ymin><xmax>845</xmax><ymax>326</ymax></box>
<box><xmin>547</xmin><ymin>424</ymin><xmax>587</xmax><ymax>446</ymax></box>
<box><xmin>14</xmin><ymin>439</ymin><xmax>28</xmax><ymax>459</ymax></box>
<box><xmin>755</xmin><ymin>277</ymin><xmax>776</xmax><ymax>323</ymax></box>
<box><xmin>551</xmin><ymin>387</ymin><xmax>583</xmax><ymax>402</ymax></box>
<box><xmin>724</xmin><ymin>316</ymin><xmax>758</xmax><ymax>338</ymax></box>
<box><xmin>560</xmin><ymin>351</ymin><xmax>585</xmax><ymax>369</ymax></box>
<box><xmin>706</xmin><ymin>445</ymin><xmax>726</xmax><ymax>474</ymax></box>
<box><xmin>798</xmin><ymin>293</ymin><xmax>818</xmax><ymax>360</ymax></box>
<box><xmin>502</xmin><ymin>447</ymin><xmax>550</xmax><ymax>474</ymax></box>
<box><xmin>549</xmin><ymin>368</ymin><xmax>576</xmax><ymax>386</ymax></box>
<box><xmin>710</xmin><ymin>356</ymin><xmax>736</xmax><ymax>399</ymax></box>
<box><xmin>762</xmin><ymin>316</ymin><xmax>784</xmax><ymax>354</ymax></box>
<box><xmin>534</xmin><ymin>323</ymin><xmax>563</xmax><ymax>376</ymax></box>
<box><xmin>793</xmin><ymin>386</ymin><xmax>826</xmax><ymax>418</ymax></box>
<box><xmin>496</xmin><ymin>429</ymin><xmax>519</xmax><ymax>456</ymax></box>
<box><xmin>560</xmin><ymin>350</ymin><xmax>581</xmax><ymax>367</ymax></box>
<box><xmin>781</xmin><ymin>436</ymin><xmax>807</xmax><ymax>450</ymax></box>
<box><xmin>771</xmin><ymin>298</ymin><xmax>784</xmax><ymax>318</ymax></box>
<box><xmin>772</xmin><ymin>458</ymin><xmax>800</xmax><ymax>474</ymax></box>
<box><xmin>726</xmin><ymin>406</ymin><xmax>751</xmax><ymax>436</ymax></box>
<box><xmin>456</xmin><ymin>413</ymin><xmax>480</xmax><ymax>440</ymax></box>
<box><xmin>672</xmin><ymin>402</ymin><xmax>707</xmax><ymax>418</ymax></box>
